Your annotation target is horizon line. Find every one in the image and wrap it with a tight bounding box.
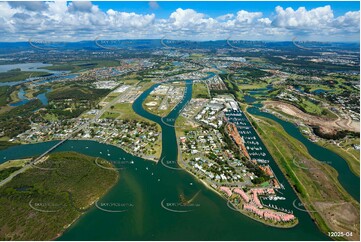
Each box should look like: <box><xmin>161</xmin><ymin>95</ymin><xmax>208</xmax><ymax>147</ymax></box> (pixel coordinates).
<box><xmin>0</xmin><ymin>39</ymin><xmax>360</xmax><ymax>44</ymax></box>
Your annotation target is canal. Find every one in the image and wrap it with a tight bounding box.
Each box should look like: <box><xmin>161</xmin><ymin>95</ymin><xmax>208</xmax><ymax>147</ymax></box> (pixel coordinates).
<box><xmin>247</xmin><ymin>105</ymin><xmax>360</xmax><ymax>201</ymax></box>
<box><xmin>0</xmin><ymin>80</ymin><xmax>328</xmax><ymax>240</ymax></box>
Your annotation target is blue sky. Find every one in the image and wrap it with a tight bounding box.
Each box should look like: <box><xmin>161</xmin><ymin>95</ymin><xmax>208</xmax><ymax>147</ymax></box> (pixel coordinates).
<box><xmin>0</xmin><ymin>1</ymin><xmax>359</xmax><ymax>42</ymax></box>
<box><xmin>95</xmin><ymin>1</ymin><xmax>360</xmax><ymax>18</ymax></box>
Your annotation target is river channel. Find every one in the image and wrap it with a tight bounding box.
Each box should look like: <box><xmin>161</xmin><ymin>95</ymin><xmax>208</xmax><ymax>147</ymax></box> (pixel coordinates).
<box><xmin>247</xmin><ymin>105</ymin><xmax>360</xmax><ymax>201</ymax></box>
<box><xmin>0</xmin><ymin>80</ymin><xmax>328</xmax><ymax>240</ymax></box>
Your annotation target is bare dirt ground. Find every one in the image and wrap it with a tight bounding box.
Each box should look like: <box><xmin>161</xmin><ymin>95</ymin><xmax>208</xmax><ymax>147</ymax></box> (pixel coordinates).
<box><xmin>295</xmin><ymin>153</ymin><xmax>360</xmax><ymax>241</ymax></box>
<box><xmin>314</xmin><ymin>201</ymin><xmax>360</xmax><ymax>241</ymax></box>
<box><xmin>264</xmin><ymin>101</ymin><xmax>360</xmax><ymax>134</ymax></box>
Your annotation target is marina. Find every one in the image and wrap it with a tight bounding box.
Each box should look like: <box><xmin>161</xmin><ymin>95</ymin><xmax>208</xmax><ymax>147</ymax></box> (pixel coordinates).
<box><xmin>225</xmin><ymin>109</ymin><xmax>283</xmax><ymax>188</ymax></box>
<box><xmin>247</xmin><ymin>104</ymin><xmax>360</xmax><ymax>201</ymax></box>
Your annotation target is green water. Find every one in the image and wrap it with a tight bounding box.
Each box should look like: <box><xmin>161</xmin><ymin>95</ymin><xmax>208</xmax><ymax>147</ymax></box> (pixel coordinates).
<box><xmin>247</xmin><ymin>106</ymin><xmax>360</xmax><ymax>201</ymax></box>
<box><xmin>0</xmin><ymin>80</ymin><xmax>328</xmax><ymax>240</ymax></box>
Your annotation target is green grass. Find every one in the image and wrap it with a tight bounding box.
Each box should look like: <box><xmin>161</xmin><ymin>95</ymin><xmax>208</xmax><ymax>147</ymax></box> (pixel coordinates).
<box><xmin>298</xmin><ymin>98</ymin><xmax>323</xmax><ymax>115</ymax></box>
<box><xmin>247</xmin><ymin>112</ymin><xmax>359</xmax><ymax>238</ymax></box>
<box><xmin>9</xmin><ymin>89</ymin><xmax>20</xmax><ymax>103</ymax></box>
<box><xmin>139</xmin><ymin>81</ymin><xmax>156</xmax><ymax>91</ymax></box>
<box><xmin>221</xmin><ymin>76</ymin><xmax>244</xmax><ymax>101</ymax></box>
<box><xmin>142</xmin><ymin>94</ymin><xmax>174</xmax><ymax>117</ymax></box>
<box><xmin>0</xmin><ymin>158</ymin><xmax>29</xmax><ymax>170</ymax></box>
<box><xmin>320</xmin><ymin>108</ymin><xmax>338</xmax><ymax>119</ymax></box>
<box><xmin>175</xmin><ymin>115</ymin><xmax>199</xmax><ymax>138</ymax></box>
<box><xmin>42</xmin><ymin>113</ymin><xmax>58</xmax><ymax>122</ymax></box>
<box><xmin>192</xmin><ymin>82</ymin><xmax>209</xmax><ymax>98</ymax></box>
<box><xmin>100</xmin><ymin>111</ymin><xmax>120</xmax><ymax>119</ymax></box>
<box><xmin>283</xmin><ymin>97</ymin><xmax>337</xmax><ymax>119</ymax></box>
<box><xmin>103</xmin><ymin>96</ymin><xmax>117</xmax><ymax>102</ymax></box>
<box><xmin>0</xmin><ymin>152</ymin><xmax>118</xmax><ymax>240</ymax></box>
<box><xmin>190</xmin><ymin>53</ymin><xmax>204</xmax><ymax>58</ymax></box>
<box><xmin>238</xmin><ymin>83</ymin><xmax>268</xmax><ymax>90</ymax></box>
<box><xmin>112</xmin><ymin>103</ymin><xmax>148</xmax><ymax>122</ymax></box>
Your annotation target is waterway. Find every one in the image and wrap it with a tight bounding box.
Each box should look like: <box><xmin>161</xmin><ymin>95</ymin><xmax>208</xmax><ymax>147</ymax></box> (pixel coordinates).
<box><xmin>0</xmin><ymin>62</ymin><xmax>52</xmax><ymax>73</ymax></box>
<box><xmin>9</xmin><ymin>87</ymin><xmax>50</xmax><ymax>107</ymax></box>
<box><xmin>247</xmin><ymin>105</ymin><xmax>360</xmax><ymax>201</ymax></box>
<box><xmin>0</xmin><ymin>80</ymin><xmax>328</xmax><ymax>240</ymax></box>
<box><xmin>0</xmin><ymin>73</ymin><xmax>78</xmax><ymax>87</ymax></box>
<box><xmin>0</xmin><ymin>62</ymin><xmax>71</xmax><ymax>87</ymax></box>
<box><xmin>1</xmin><ymin>62</ymin><xmax>78</xmax><ymax>107</ymax></box>
<box><xmin>9</xmin><ymin>88</ymin><xmax>29</xmax><ymax>107</ymax></box>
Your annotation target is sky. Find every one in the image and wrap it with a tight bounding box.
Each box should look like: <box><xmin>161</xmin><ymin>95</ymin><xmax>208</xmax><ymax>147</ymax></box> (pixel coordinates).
<box><xmin>0</xmin><ymin>1</ymin><xmax>359</xmax><ymax>42</ymax></box>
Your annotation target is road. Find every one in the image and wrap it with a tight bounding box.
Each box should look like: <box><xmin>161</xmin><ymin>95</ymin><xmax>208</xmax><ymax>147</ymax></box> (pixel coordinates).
<box><xmin>0</xmin><ymin>90</ymin><xmax>127</xmax><ymax>187</ymax></box>
<box><xmin>0</xmin><ymin>163</ymin><xmax>32</xmax><ymax>187</ymax></box>
<box><xmin>95</xmin><ymin>91</ymin><xmax>127</xmax><ymax>120</ymax></box>
<box><xmin>0</xmin><ymin>118</ymin><xmax>92</xmax><ymax>188</ymax></box>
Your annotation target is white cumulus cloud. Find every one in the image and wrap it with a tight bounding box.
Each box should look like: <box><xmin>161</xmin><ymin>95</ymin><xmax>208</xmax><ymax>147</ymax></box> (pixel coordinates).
<box><xmin>272</xmin><ymin>5</ymin><xmax>334</xmax><ymax>28</ymax></box>
<box><xmin>236</xmin><ymin>10</ymin><xmax>263</xmax><ymax>24</ymax></box>
<box><xmin>0</xmin><ymin>2</ymin><xmax>359</xmax><ymax>42</ymax></box>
